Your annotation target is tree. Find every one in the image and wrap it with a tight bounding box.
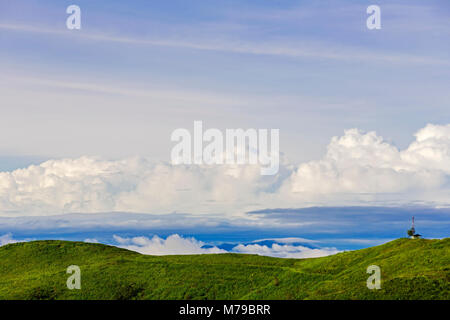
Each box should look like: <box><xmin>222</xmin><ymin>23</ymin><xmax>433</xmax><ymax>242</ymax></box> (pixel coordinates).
<box><xmin>407</xmin><ymin>229</ymin><xmax>414</xmax><ymax>237</ymax></box>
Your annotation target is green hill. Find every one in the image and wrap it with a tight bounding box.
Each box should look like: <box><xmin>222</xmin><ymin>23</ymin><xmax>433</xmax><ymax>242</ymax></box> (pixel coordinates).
<box><xmin>0</xmin><ymin>238</ymin><xmax>448</xmax><ymax>300</ymax></box>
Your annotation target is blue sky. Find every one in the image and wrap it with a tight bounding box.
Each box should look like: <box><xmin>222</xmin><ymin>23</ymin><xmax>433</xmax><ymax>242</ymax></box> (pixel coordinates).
<box><xmin>0</xmin><ymin>0</ymin><xmax>449</xmax><ymax>256</ymax></box>
<box><xmin>1</xmin><ymin>0</ymin><xmax>449</xmax><ymax>162</ymax></box>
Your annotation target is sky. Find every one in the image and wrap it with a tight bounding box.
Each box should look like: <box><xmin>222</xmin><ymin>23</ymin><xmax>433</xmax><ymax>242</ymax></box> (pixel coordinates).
<box><xmin>0</xmin><ymin>0</ymin><xmax>449</xmax><ymax>257</ymax></box>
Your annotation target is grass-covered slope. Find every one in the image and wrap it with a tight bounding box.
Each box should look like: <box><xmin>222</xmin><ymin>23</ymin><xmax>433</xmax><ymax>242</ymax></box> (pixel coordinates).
<box><xmin>0</xmin><ymin>238</ymin><xmax>448</xmax><ymax>300</ymax></box>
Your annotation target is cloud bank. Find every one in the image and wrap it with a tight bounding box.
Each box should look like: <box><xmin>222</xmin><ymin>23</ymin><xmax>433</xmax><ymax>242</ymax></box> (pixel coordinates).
<box><xmin>232</xmin><ymin>243</ymin><xmax>340</xmax><ymax>259</ymax></box>
<box><xmin>0</xmin><ymin>124</ymin><xmax>449</xmax><ymax>216</ymax></box>
<box><xmin>113</xmin><ymin>234</ymin><xmax>226</xmax><ymax>255</ymax></box>
<box><xmin>113</xmin><ymin>234</ymin><xmax>339</xmax><ymax>258</ymax></box>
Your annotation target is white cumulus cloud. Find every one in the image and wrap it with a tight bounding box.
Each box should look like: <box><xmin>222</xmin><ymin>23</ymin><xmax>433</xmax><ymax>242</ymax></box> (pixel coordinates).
<box><xmin>113</xmin><ymin>234</ymin><xmax>226</xmax><ymax>255</ymax></box>
<box><xmin>281</xmin><ymin>124</ymin><xmax>450</xmax><ymax>204</ymax></box>
<box><xmin>0</xmin><ymin>123</ymin><xmax>449</xmax><ymax>216</ymax></box>
<box><xmin>112</xmin><ymin>234</ymin><xmax>339</xmax><ymax>258</ymax></box>
<box><xmin>0</xmin><ymin>156</ymin><xmax>279</xmax><ymax>216</ymax></box>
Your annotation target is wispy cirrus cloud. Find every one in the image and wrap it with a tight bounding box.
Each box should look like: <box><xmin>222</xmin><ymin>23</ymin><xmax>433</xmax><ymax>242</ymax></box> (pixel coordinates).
<box><xmin>1</xmin><ymin>22</ymin><xmax>448</xmax><ymax>66</ymax></box>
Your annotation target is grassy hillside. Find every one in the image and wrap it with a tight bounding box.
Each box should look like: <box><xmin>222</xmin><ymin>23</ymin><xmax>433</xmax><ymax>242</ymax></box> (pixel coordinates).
<box><xmin>0</xmin><ymin>238</ymin><xmax>448</xmax><ymax>300</ymax></box>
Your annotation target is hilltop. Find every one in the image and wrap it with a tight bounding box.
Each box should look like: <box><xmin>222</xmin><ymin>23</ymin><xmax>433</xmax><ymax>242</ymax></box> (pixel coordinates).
<box><xmin>0</xmin><ymin>238</ymin><xmax>448</xmax><ymax>300</ymax></box>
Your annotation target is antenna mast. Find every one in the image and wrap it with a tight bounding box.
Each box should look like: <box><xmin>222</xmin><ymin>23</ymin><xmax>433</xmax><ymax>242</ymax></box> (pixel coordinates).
<box><xmin>410</xmin><ymin>216</ymin><xmax>416</xmax><ymax>234</ymax></box>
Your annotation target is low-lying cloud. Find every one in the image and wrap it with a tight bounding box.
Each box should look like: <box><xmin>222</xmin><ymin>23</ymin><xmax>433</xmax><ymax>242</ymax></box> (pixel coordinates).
<box><xmin>0</xmin><ymin>233</ymin><xmax>340</xmax><ymax>258</ymax></box>
<box><xmin>113</xmin><ymin>234</ymin><xmax>340</xmax><ymax>258</ymax></box>
<box><xmin>232</xmin><ymin>243</ymin><xmax>340</xmax><ymax>259</ymax></box>
<box><xmin>113</xmin><ymin>234</ymin><xmax>226</xmax><ymax>255</ymax></box>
